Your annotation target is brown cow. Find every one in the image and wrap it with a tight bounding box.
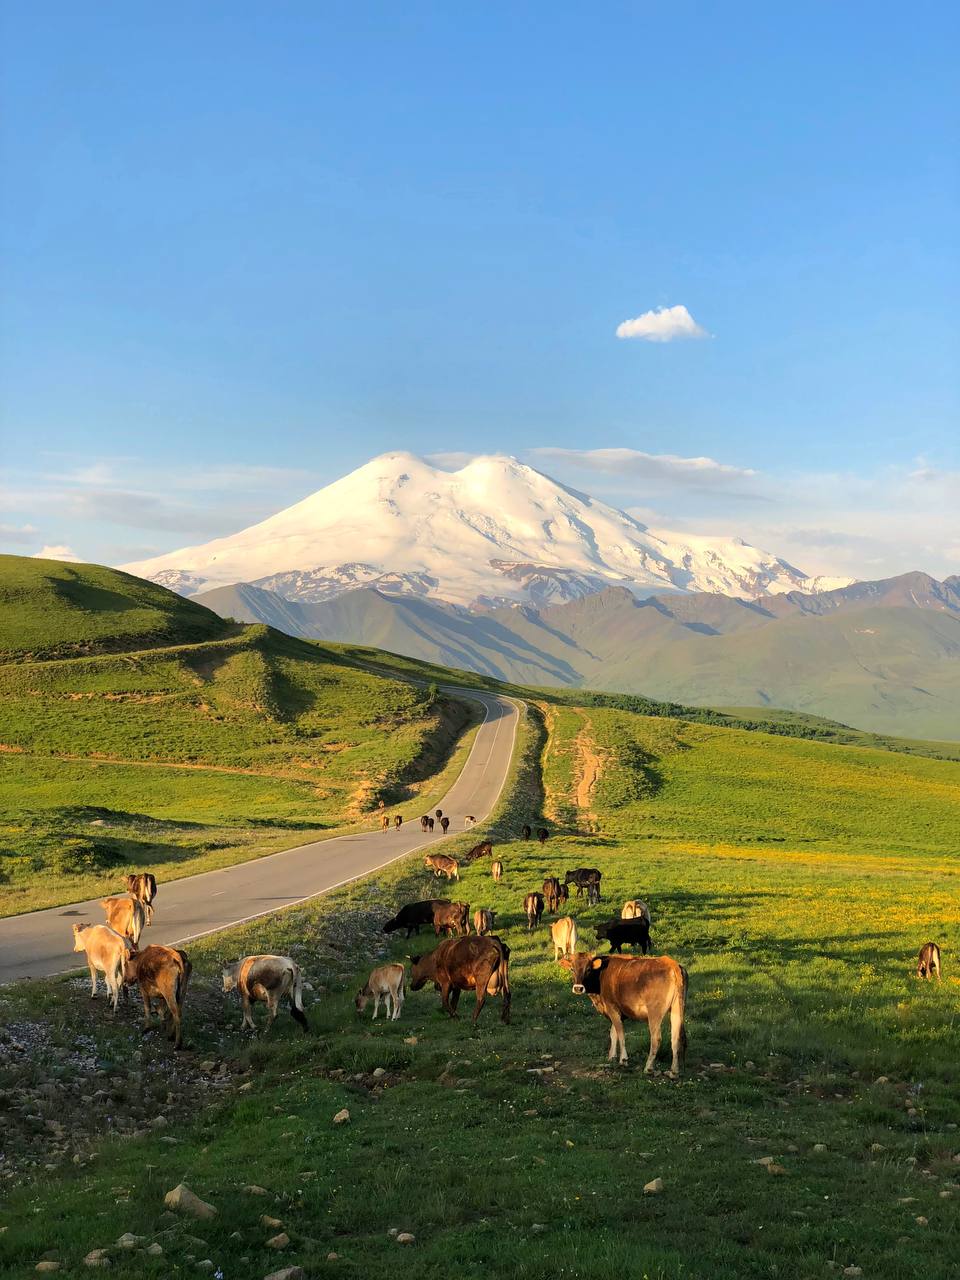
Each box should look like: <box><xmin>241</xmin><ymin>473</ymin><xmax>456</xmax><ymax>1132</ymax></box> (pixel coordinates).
<box><xmin>521</xmin><ymin>824</ymin><xmax>532</xmax><ymax>840</ymax></box>
<box><xmin>543</xmin><ymin>877</ymin><xmax>561</xmax><ymax>914</ymax></box>
<box><xmin>556</xmin><ymin>881</ymin><xmax>569</xmax><ymax>908</ymax></box>
<box><xmin>122</xmin><ymin>945</ymin><xmax>191</xmax><ymax>1049</ymax></box>
<box><xmin>72</xmin><ymin>924</ymin><xmax>132</xmax><ymax>1010</ymax></box>
<box><xmin>491</xmin><ymin>859</ymin><xmax>504</xmax><ymax>882</ymax></box>
<box><xmin>420</xmin><ymin>815</ymin><xmax>431</xmax><ymax>832</ymax></box>
<box><xmin>356</xmin><ymin>963</ymin><xmax>405</xmax><ymax>1020</ymax></box>
<box><xmin>381</xmin><ymin>814</ymin><xmax>391</xmax><ymax>831</ymax></box>
<box><xmin>468</xmin><ymin>839</ymin><xmax>494</xmax><ymax>862</ymax></box>
<box><xmin>440</xmin><ymin>816</ymin><xmax>450</xmax><ymax>834</ymax></box>
<box><xmin>409</xmin><ymin>936</ymin><xmax>511</xmax><ymax>1024</ymax></box>
<box><xmin>394</xmin><ymin>814</ymin><xmax>403</xmax><ymax>829</ymax></box>
<box><xmin>559</xmin><ymin>951</ymin><xmax>687</xmax><ymax>1076</ymax></box>
<box><xmin>917</xmin><ymin>942</ymin><xmax>942</xmax><ymax>981</ymax></box>
<box><xmin>473</xmin><ymin>907</ymin><xmax>497</xmax><ymax>936</ymax></box>
<box><xmin>433</xmin><ymin>900</ymin><xmax>470</xmax><ymax>936</ymax></box>
<box><xmin>424</xmin><ymin>853</ymin><xmax>460</xmax><ymax>881</ymax></box>
<box><xmin>100</xmin><ymin>895</ymin><xmax>146</xmax><ymax>947</ymax></box>
<box><xmin>222</xmin><ymin>954</ymin><xmax>309</xmax><ymax>1033</ymax></box>
<box><xmin>551</xmin><ymin>916</ymin><xmax>578</xmax><ymax>960</ymax></box>
<box><xmin>124</xmin><ymin>872</ymin><xmax>157</xmax><ymax>923</ymax></box>
<box><xmin>524</xmin><ymin>891</ymin><xmax>544</xmax><ymax>930</ymax></box>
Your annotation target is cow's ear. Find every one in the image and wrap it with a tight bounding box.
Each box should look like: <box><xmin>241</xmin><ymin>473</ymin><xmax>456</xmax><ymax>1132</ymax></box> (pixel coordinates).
<box><xmin>591</xmin><ymin>956</ymin><xmax>604</xmax><ymax>970</ymax></box>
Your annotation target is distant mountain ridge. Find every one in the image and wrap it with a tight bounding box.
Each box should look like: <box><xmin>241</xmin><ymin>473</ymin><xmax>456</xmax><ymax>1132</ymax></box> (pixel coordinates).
<box><xmin>123</xmin><ymin>451</ymin><xmax>851</xmax><ymax>608</ymax></box>
<box><xmin>194</xmin><ymin>570</ymin><xmax>960</xmax><ymax>740</ymax></box>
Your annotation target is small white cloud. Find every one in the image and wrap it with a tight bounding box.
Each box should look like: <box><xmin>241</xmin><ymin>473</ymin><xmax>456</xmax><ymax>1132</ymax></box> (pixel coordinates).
<box><xmin>0</xmin><ymin>522</ymin><xmax>39</xmax><ymax>545</ymax></box>
<box><xmin>32</xmin><ymin>544</ymin><xmax>82</xmax><ymax>562</ymax></box>
<box><xmin>530</xmin><ymin>447</ymin><xmax>756</xmax><ymax>488</ymax></box>
<box><xmin>615</xmin><ymin>304</ymin><xmax>709</xmax><ymax>343</ymax></box>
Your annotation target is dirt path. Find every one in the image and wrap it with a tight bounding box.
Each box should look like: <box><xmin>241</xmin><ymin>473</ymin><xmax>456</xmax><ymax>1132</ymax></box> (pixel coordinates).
<box><xmin>574</xmin><ymin>720</ymin><xmax>604</xmax><ymax>827</ymax></box>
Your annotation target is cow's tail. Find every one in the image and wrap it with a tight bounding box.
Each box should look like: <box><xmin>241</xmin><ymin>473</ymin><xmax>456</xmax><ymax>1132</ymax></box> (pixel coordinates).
<box><xmin>497</xmin><ymin>942</ymin><xmax>512</xmax><ymax>1024</ymax></box>
<box><xmin>672</xmin><ymin>963</ymin><xmax>688</xmax><ymax>1071</ymax></box>
<box><xmin>289</xmin><ymin>964</ymin><xmax>309</xmax><ymax>1033</ymax></box>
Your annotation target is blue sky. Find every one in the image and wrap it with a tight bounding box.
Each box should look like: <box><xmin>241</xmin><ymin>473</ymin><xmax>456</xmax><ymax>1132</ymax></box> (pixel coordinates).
<box><xmin>2</xmin><ymin>2</ymin><xmax>957</xmax><ymax>578</ymax></box>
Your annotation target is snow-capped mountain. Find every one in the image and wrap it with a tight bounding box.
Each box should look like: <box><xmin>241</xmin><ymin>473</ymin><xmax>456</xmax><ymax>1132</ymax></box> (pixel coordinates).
<box><xmin>122</xmin><ymin>452</ymin><xmax>851</xmax><ymax>607</ymax></box>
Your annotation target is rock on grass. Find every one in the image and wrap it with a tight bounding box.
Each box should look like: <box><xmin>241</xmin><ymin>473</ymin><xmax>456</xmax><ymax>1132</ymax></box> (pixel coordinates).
<box><xmin>164</xmin><ymin>1183</ymin><xmax>217</xmax><ymax>1220</ymax></box>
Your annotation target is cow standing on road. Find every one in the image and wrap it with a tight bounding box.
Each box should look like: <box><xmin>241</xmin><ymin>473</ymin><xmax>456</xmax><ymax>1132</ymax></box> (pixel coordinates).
<box><xmin>440</xmin><ymin>816</ymin><xmax>450</xmax><ymax>835</ymax></box>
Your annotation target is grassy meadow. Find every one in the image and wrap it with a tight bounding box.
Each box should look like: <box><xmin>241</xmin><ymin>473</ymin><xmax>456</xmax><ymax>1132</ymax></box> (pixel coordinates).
<box><xmin>2</xmin><ymin>702</ymin><xmax>958</xmax><ymax>1279</ymax></box>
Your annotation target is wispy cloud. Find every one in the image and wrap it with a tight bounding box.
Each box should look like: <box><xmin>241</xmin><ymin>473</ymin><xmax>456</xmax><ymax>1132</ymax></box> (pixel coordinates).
<box><xmin>0</xmin><ymin>522</ymin><xmax>39</xmax><ymax>545</ymax></box>
<box><xmin>615</xmin><ymin>304</ymin><xmax>709</xmax><ymax>343</ymax></box>
<box><xmin>425</xmin><ymin>451</ymin><xmax>477</xmax><ymax>470</ymax></box>
<box><xmin>529</xmin><ymin>447</ymin><xmax>758</xmax><ymax>490</ymax></box>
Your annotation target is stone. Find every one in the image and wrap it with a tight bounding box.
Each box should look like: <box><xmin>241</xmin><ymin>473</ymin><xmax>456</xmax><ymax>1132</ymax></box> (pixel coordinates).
<box><xmin>266</xmin><ymin>1233</ymin><xmax>290</xmax><ymax>1250</ymax></box>
<box><xmin>813</xmin><ymin>1143</ymin><xmax>828</xmax><ymax>1153</ymax></box>
<box><xmin>643</xmin><ymin>1178</ymin><xmax>664</xmax><ymax>1194</ymax></box>
<box><xmin>333</xmin><ymin>1109</ymin><xmax>350</xmax><ymax>1125</ymax></box>
<box><xmin>327</xmin><ymin>1253</ymin><xmax>340</xmax><ymax>1261</ymax></box>
<box><xmin>238</xmin><ymin>1081</ymin><xmax>254</xmax><ymax>1093</ymax></box>
<box><xmin>116</xmin><ymin>1235</ymin><xmax>141</xmax><ymax>1250</ymax></box>
<box><xmin>916</xmin><ymin>1216</ymin><xmax>928</xmax><ymax>1226</ymax></box>
<box><xmin>842</xmin><ymin>1270</ymin><xmax>862</xmax><ymax>1278</ymax></box>
<box><xmin>35</xmin><ymin>1265</ymin><xmax>61</xmax><ymax>1274</ymax></box>
<box><xmin>83</xmin><ymin>1251</ymin><xmax>111</xmax><ymax>1268</ymax></box>
<box><xmin>870</xmin><ymin>1143</ymin><xmax>885</xmax><ymax>1153</ymax></box>
<box><xmin>260</xmin><ymin>1216</ymin><xmax>283</xmax><ymax>1229</ymax></box>
<box><xmin>403</xmin><ymin>1036</ymin><xmax>418</xmax><ymax>1045</ymax></box>
<box><xmin>164</xmin><ymin>1183</ymin><xmax>217</xmax><ymax>1220</ymax></box>
<box><xmin>875</xmin><ymin>1076</ymin><xmax>889</xmax><ymax>1084</ymax></box>
<box><xmin>396</xmin><ymin>1233</ymin><xmax>416</xmax><ymax>1245</ymax></box>
<box><xmin>264</xmin><ymin>1269</ymin><xmax>306</xmax><ymax>1280</ymax></box>
<box><xmin>242</xmin><ymin>1185</ymin><xmax>269</xmax><ymax>1196</ymax></box>
<box><xmin>146</xmin><ymin>1244</ymin><xmax>163</xmax><ymax>1257</ymax></box>
<box><xmin>373</xmin><ymin>1067</ymin><xmax>387</xmax><ymax>1078</ymax></box>
<box><xmin>531</xmin><ymin>1223</ymin><xmax>546</xmax><ymax>1232</ymax></box>
<box><xmin>755</xmin><ymin>1157</ymin><xmax>775</xmax><ymax>1166</ymax></box>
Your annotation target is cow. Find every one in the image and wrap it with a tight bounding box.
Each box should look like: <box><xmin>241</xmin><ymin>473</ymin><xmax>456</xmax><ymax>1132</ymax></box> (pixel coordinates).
<box><xmin>917</xmin><ymin>942</ymin><xmax>942</xmax><ymax>981</ymax></box>
<box><xmin>559</xmin><ymin>951</ymin><xmax>688</xmax><ymax>1076</ymax></box>
<box><xmin>72</xmin><ymin>924</ymin><xmax>132</xmax><ymax>1010</ymax></box>
<box><xmin>428</xmin><ymin>817</ymin><xmax>435</xmax><ymax>832</ymax></box>
<box><xmin>99</xmin><ymin>895</ymin><xmax>146</xmax><ymax>947</ymax></box>
<box><xmin>464</xmin><ymin>815</ymin><xmax>477</xmax><ymax>828</ymax></box>
<box><xmin>565</xmin><ymin>868</ymin><xmax>602</xmax><ymax>903</ymax></box>
<box><xmin>355</xmin><ymin>963</ymin><xmax>405</xmax><ymax>1020</ymax></box>
<box><xmin>468</xmin><ymin>839</ymin><xmax>494</xmax><ymax>862</ymax></box>
<box><xmin>440</xmin><ymin>816</ymin><xmax>450</xmax><ymax>835</ymax></box>
<box><xmin>420</xmin><ymin>815</ymin><xmax>430</xmax><ymax>832</ymax></box>
<box><xmin>491</xmin><ymin>859</ymin><xmax>504</xmax><ymax>882</ymax></box>
<box><xmin>122</xmin><ymin>945</ymin><xmax>191</xmax><ymax>1050</ymax></box>
<box><xmin>383</xmin><ymin>899</ymin><xmax>452</xmax><ymax>937</ymax></box>
<box><xmin>551</xmin><ymin>916</ymin><xmax>578</xmax><ymax>961</ymax></box>
<box><xmin>473</xmin><ymin>908</ymin><xmax>497</xmax><ymax>936</ymax></box>
<box><xmin>124</xmin><ymin>872</ymin><xmax>157</xmax><ymax>923</ymax></box>
<box><xmin>409</xmin><ymin>936</ymin><xmax>511</xmax><ymax>1025</ymax></box>
<box><xmin>542</xmin><ymin>877</ymin><xmax>562</xmax><ymax>914</ymax></box>
<box><xmin>537</xmin><ymin>828</ymin><xmax>549</xmax><ymax>845</ymax></box>
<box><xmin>524</xmin><ymin>891</ymin><xmax>545</xmax><ymax>930</ymax></box>
<box><xmin>556</xmin><ymin>881</ymin><xmax>569</xmax><ymax>908</ymax></box>
<box><xmin>433</xmin><ymin>900</ymin><xmax>470</xmax><ymax>937</ymax></box>
<box><xmin>425</xmin><ymin>853</ymin><xmax>460</xmax><ymax>880</ymax></box>
<box><xmin>222</xmin><ymin>954</ymin><xmax>309</xmax><ymax>1034</ymax></box>
<box><xmin>596</xmin><ymin>916</ymin><xmax>650</xmax><ymax>955</ymax></box>
<box><xmin>521</xmin><ymin>825</ymin><xmax>532</xmax><ymax>840</ymax></box>
<box><xmin>381</xmin><ymin>814</ymin><xmax>390</xmax><ymax>831</ymax></box>
<box><xmin>394</xmin><ymin>814</ymin><xmax>403</xmax><ymax>829</ymax></box>
<box><xmin>621</xmin><ymin>900</ymin><xmax>651</xmax><ymax>925</ymax></box>
<box><xmin>435</xmin><ymin>809</ymin><xmax>443</xmax><ymax>820</ymax></box>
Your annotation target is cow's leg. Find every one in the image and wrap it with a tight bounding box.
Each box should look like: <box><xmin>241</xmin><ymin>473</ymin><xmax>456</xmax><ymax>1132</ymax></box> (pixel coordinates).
<box><xmin>241</xmin><ymin>993</ymin><xmax>256</xmax><ymax>1031</ymax></box>
<box><xmin>606</xmin><ymin>1009</ymin><xmax>627</xmax><ymax>1064</ymax></box>
<box><xmin>265</xmin><ymin>991</ymin><xmax>280</xmax><ymax>1032</ymax></box>
<box><xmin>644</xmin><ymin>1013</ymin><xmax>662</xmax><ymax>1074</ymax></box>
<box><xmin>372</xmin><ymin>992</ymin><xmax>381</xmax><ymax>1020</ymax></box>
<box><xmin>140</xmin><ymin>989</ymin><xmax>153</xmax><ymax>1030</ymax></box>
<box><xmin>440</xmin><ymin>982</ymin><xmax>458</xmax><ymax>1018</ymax></box>
<box><xmin>88</xmin><ymin>961</ymin><xmax>99</xmax><ymax>998</ymax></box>
<box><xmin>472</xmin><ymin>979</ymin><xmax>488</xmax><ymax>1025</ymax></box>
<box><xmin>393</xmin><ymin>983</ymin><xmax>404</xmax><ymax>1019</ymax></box>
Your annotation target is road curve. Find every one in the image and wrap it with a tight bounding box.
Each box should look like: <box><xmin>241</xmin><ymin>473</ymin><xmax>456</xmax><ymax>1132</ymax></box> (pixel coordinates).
<box><xmin>0</xmin><ymin>689</ymin><xmax>520</xmax><ymax>985</ymax></box>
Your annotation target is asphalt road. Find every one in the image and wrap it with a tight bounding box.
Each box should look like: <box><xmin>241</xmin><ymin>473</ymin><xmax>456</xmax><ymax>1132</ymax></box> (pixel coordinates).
<box><xmin>0</xmin><ymin>688</ymin><xmax>519</xmax><ymax>985</ymax></box>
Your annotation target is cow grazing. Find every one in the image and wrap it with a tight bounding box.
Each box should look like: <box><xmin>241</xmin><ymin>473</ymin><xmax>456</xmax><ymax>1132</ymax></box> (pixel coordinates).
<box><xmin>356</xmin><ymin>963</ymin><xmax>405</xmax><ymax>1020</ymax></box>
<box><xmin>433</xmin><ymin>900</ymin><xmax>470</xmax><ymax>937</ymax></box>
<box><xmin>524</xmin><ymin>891</ymin><xmax>545</xmax><ymax>930</ymax></box>
<box><xmin>565</xmin><ymin>868</ymin><xmax>602</xmax><ymax>903</ymax></box>
<box><xmin>123</xmin><ymin>945</ymin><xmax>191</xmax><ymax>1050</ymax></box>
<box><xmin>621</xmin><ymin>900</ymin><xmax>651</xmax><ymax>925</ymax></box>
<box><xmin>409</xmin><ymin>936</ymin><xmax>511</xmax><ymax>1024</ymax></box>
<box><xmin>473</xmin><ymin>908</ymin><xmax>497</xmax><ymax>936</ymax></box>
<box><xmin>596</xmin><ymin>916</ymin><xmax>650</xmax><ymax>955</ymax></box>
<box><xmin>559</xmin><ymin>951</ymin><xmax>687</xmax><ymax>1075</ymax></box>
<box><xmin>424</xmin><ymin>853</ymin><xmax>460</xmax><ymax>881</ymax></box>
<box><xmin>551</xmin><ymin>916</ymin><xmax>578</xmax><ymax>961</ymax></box>
<box><xmin>381</xmin><ymin>814</ymin><xmax>391</xmax><ymax>831</ymax></box>
<box><xmin>72</xmin><ymin>924</ymin><xmax>132</xmax><ymax>1010</ymax></box>
<box><xmin>395</xmin><ymin>814</ymin><xmax>403</xmax><ymax>829</ymax></box>
<box><xmin>467</xmin><ymin>839</ymin><xmax>494</xmax><ymax>862</ymax></box>
<box><xmin>917</xmin><ymin>942</ymin><xmax>942</xmax><ymax>981</ymax></box>
<box><xmin>521</xmin><ymin>824</ymin><xmax>532</xmax><ymax>840</ymax></box>
<box><xmin>440</xmin><ymin>816</ymin><xmax>450</xmax><ymax>834</ymax></box>
<box><xmin>464</xmin><ymin>815</ymin><xmax>476</xmax><ymax>828</ymax></box>
<box><xmin>99</xmin><ymin>895</ymin><xmax>146</xmax><ymax>947</ymax></box>
<box><xmin>125</xmin><ymin>872</ymin><xmax>157</xmax><ymax>923</ymax></box>
<box><xmin>383</xmin><ymin>899</ymin><xmax>452</xmax><ymax>937</ymax></box>
<box><xmin>222</xmin><ymin>954</ymin><xmax>309</xmax><ymax>1034</ymax></box>
<box><xmin>537</xmin><ymin>827</ymin><xmax>549</xmax><ymax>845</ymax></box>
<box><xmin>491</xmin><ymin>859</ymin><xmax>504</xmax><ymax>882</ymax></box>
<box><xmin>420</xmin><ymin>815</ymin><xmax>430</xmax><ymax>832</ymax></box>
<box><xmin>542</xmin><ymin>877</ymin><xmax>561</xmax><ymax>914</ymax></box>
<box><xmin>556</xmin><ymin>881</ymin><xmax>569</xmax><ymax>908</ymax></box>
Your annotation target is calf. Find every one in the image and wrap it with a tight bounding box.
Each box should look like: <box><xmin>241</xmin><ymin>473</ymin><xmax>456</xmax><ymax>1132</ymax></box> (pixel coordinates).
<box><xmin>551</xmin><ymin>915</ymin><xmax>578</xmax><ymax>961</ymax></box>
<box><xmin>433</xmin><ymin>900</ymin><xmax>470</xmax><ymax>937</ymax></box>
<box><xmin>621</xmin><ymin>900</ymin><xmax>651</xmax><ymax>925</ymax></box>
<box><xmin>542</xmin><ymin>876</ymin><xmax>561</xmax><ymax>914</ymax></box>
<box><xmin>100</xmin><ymin>895</ymin><xmax>146</xmax><ymax>947</ymax></box>
<box><xmin>524</xmin><ymin>891</ymin><xmax>545</xmax><ymax>930</ymax></box>
<box><xmin>560</xmin><ymin>951</ymin><xmax>687</xmax><ymax>1076</ymax></box>
<box><xmin>222</xmin><ymin>954</ymin><xmax>309</xmax><ymax>1034</ymax></box>
<box><xmin>521</xmin><ymin>824</ymin><xmax>532</xmax><ymax>840</ymax></box>
<box><xmin>124</xmin><ymin>872</ymin><xmax>157</xmax><ymax>923</ymax></box>
<box><xmin>564</xmin><ymin>868</ymin><xmax>602</xmax><ymax>902</ymax></box>
<box><xmin>123</xmin><ymin>945</ymin><xmax>191</xmax><ymax>1049</ymax></box>
<box><xmin>440</xmin><ymin>816</ymin><xmax>450</xmax><ymax>834</ymax></box>
<box><xmin>381</xmin><ymin>814</ymin><xmax>390</xmax><ymax>831</ymax></box>
<box><xmin>383</xmin><ymin>899</ymin><xmax>452</xmax><ymax>937</ymax></box>
<box><xmin>473</xmin><ymin>907</ymin><xmax>497</xmax><ymax>936</ymax></box>
<box><xmin>596</xmin><ymin>917</ymin><xmax>650</xmax><ymax>955</ymax></box>
<box><xmin>464</xmin><ymin>815</ymin><xmax>477</xmax><ymax>828</ymax></box>
<box><xmin>424</xmin><ymin>853</ymin><xmax>460</xmax><ymax>881</ymax></box>
<box><xmin>72</xmin><ymin>924</ymin><xmax>132</xmax><ymax>1010</ymax></box>
<box><xmin>409</xmin><ymin>936</ymin><xmax>511</xmax><ymax>1024</ymax></box>
<box><xmin>491</xmin><ymin>859</ymin><xmax>504</xmax><ymax>882</ymax></box>
<box><xmin>917</xmin><ymin>942</ymin><xmax>942</xmax><ymax>981</ymax></box>
<box><xmin>356</xmin><ymin>963</ymin><xmax>405</xmax><ymax>1020</ymax></box>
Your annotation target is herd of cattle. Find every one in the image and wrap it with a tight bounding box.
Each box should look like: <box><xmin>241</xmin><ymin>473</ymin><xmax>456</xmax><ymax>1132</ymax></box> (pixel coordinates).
<box><xmin>68</xmin><ymin>824</ymin><xmax>946</xmax><ymax>1078</ymax></box>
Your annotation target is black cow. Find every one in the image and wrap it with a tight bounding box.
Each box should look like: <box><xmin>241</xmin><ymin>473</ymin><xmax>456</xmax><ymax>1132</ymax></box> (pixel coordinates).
<box><xmin>537</xmin><ymin>828</ymin><xmax>549</xmax><ymax>844</ymax></box>
<box><xmin>521</xmin><ymin>825</ymin><xmax>532</xmax><ymax>841</ymax></box>
<box><xmin>420</xmin><ymin>815</ymin><xmax>430</xmax><ymax>832</ymax></box>
<box><xmin>565</xmin><ymin>868</ymin><xmax>603</xmax><ymax>902</ymax></box>
<box><xmin>428</xmin><ymin>817</ymin><xmax>435</xmax><ymax>832</ymax></box>
<box><xmin>440</xmin><ymin>816</ymin><xmax>450</xmax><ymax>834</ymax></box>
<box><xmin>383</xmin><ymin>899</ymin><xmax>452</xmax><ymax>938</ymax></box>
<box><xmin>596</xmin><ymin>917</ymin><xmax>650</xmax><ymax>955</ymax></box>
<box><xmin>542</xmin><ymin>877</ymin><xmax>561</xmax><ymax>914</ymax></box>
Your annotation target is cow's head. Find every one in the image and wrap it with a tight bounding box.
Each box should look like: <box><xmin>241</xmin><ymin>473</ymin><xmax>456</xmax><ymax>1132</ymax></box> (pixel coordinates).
<box><xmin>122</xmin><ymin>952</ymin><xmax>141</xmax><ymax>984</ymax></box>
<box><xmin>558</xmin><ymin>951</ymin><xmax>606</xmax><ymax>995</ymax></box>
<box><xmin>408</xmin><ymin>953</ymin><xmax>431</xmax><ymax>991</ymax></box>
<box><xmin>354</xmin><ymin>988</ymin><xmax>369</xmax><ymax>1013</ymax></box>
<box><xmin>595</xmin><ymin>921</ymin><xmax>611</xmax><ymax>940</ymax></box>
<box><xmin>72</xmin><ymin>923</ymin><xmax>89</xmax><ymax>952</ymax></box>
<box><xmin>221</xmin><ymin>960</ymin><xmax>241</xmax><ymax>993</ymax></box>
